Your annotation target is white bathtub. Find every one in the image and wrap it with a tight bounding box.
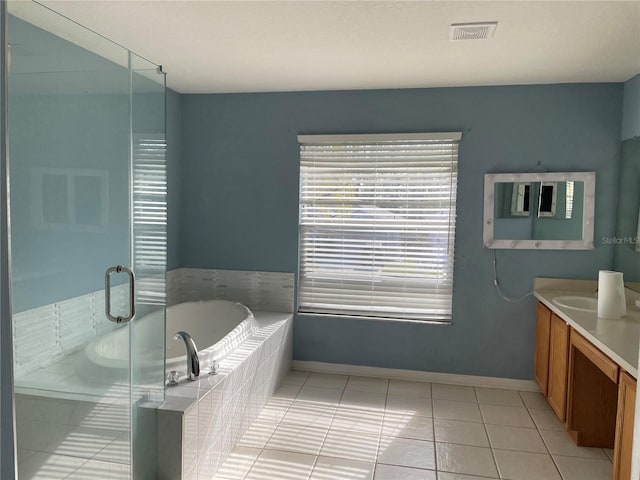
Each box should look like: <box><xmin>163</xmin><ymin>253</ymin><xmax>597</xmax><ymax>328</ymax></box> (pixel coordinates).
<box><xmin>75</xmin><ymin>299</ymin><xmax>256</xmax><ymax>382</ymax></box>
<box><xmin>165</xmin><ymin>300</ymin><xmax>256</xmax><ymax>375</ymax></box>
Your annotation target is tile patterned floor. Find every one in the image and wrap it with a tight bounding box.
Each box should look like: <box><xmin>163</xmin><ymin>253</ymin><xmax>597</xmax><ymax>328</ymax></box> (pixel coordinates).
<box><xmin>16</xmin><ymin>400</ymin><xmax>130</xmax><ymax>480</ymax></box>
<box><xmin>215</xmin><ymin>371</ymin><xmax>614</xmax><ymax>480</ymax></box>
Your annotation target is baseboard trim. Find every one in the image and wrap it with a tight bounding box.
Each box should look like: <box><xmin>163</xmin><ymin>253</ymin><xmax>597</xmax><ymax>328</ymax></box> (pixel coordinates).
<box><xmin>291</xmin><ymin>360</ymin><xmax>539</xmax><ymax>392</ymax></box>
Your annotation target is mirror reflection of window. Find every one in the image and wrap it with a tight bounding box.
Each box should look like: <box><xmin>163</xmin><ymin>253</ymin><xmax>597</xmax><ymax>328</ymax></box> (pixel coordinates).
<box><xmin>41</xmin><ymin>174</ymin><xmax>69</xmax><ymax>224</ymax></box>
<box><xmin>565</xmin><ymin>181</ymin><xmax>575</xmax><ymax>219</ymax></box>
<box><xmin>484</xmin><ymin>172</ymin><xmax>594</xmax><ymax>248</ymax></box>
<box><xmin>510</xmin><ymin>183</ymin><xmax>531</xmax><ymax>216</ymax></box>
<box><xmin>538</xmin><ymin>182</ymin><xmax>557</xmax><ymax>217</ymax></box>
<box><xmin>31</xmin><ymin>167</ymin><xmax>109</xmax><ymax>232</ymax></box>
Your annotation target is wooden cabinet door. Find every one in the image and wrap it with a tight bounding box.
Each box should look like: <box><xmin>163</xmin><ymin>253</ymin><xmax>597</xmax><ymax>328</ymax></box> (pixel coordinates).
<box><xmin>547</xmin><ymin>313</ymin><xmax>569</xmax><ymax>421</ymax></box>
<box><xmin>614</xmin><ymin>372</ymin><xmax>636</xmax><ymax>480</ymax></box>
<box><xmin>534</xmin><ymin>302</ymin><xmax>552</xmax><ymax>396</ymax></box>
<box><xmin>566</xmin><ymin>329</ymin><xmax>619</xmax><ymax>447</ymax></box>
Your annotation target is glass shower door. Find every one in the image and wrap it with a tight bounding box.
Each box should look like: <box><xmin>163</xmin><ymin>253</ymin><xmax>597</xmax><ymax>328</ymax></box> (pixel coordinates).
<box><xmin>130</xmin><ymin>53</ymin><xmax>167</xmax><ymax>480</ymax></box>
<box><xmin>7</xmin><ymin>2</ymin><xmax>166</xmax><ymax>479</ymax></box>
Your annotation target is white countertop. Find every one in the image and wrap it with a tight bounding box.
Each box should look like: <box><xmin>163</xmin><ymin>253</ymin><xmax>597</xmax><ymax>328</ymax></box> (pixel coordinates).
<box><xmin>534</xmin><ymin>278</ymin><xmax>640</xmax><ymax>379</ymax></box>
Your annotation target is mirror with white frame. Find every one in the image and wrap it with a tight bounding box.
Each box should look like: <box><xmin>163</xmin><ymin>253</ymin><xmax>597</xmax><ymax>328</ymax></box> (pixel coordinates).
<box><xmin>483</xmin><ymin>172</ymin><xmax>596</xmax><ymax>249</ymax></box>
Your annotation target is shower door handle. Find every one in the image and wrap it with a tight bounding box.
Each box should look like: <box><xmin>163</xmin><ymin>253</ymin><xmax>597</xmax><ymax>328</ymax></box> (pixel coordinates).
<box><xmin>105</xmin><ymin>265</ymin><xmax>136</xmax><ymax>323</ymax></box>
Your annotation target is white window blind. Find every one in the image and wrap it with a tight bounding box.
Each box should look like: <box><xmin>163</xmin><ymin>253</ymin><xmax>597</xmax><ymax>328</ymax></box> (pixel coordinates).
<box><xmin>298</xmin><ymin>132</ymin><xmax>461</xmax><ymax>322</ymax></box>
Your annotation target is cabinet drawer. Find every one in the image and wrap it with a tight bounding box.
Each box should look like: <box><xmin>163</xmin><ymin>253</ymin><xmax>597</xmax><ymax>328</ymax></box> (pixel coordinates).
<box><xmin>570</xmin><ymin>330</ymin><xmax>619</xmax><ymax>383</ymax></box>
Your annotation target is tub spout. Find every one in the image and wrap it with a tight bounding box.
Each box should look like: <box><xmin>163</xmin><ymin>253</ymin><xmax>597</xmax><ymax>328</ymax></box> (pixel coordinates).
<box><xmin>173</xmin><ymin>331</ymin><xmax>200</xmax><ymax>381</ymax></box>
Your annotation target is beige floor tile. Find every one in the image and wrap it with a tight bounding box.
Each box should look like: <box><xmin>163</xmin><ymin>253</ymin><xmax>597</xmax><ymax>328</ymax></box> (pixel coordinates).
<box><xmin>281</xmin><ymin>401</ymin><xmax>336</xmax><ymax>429</ymax></box>
<box><xmin>65</xmin><ymin>459</ymin><xmax>129</xmax><ymax>480</ymax></box>
<box><xmin>377</xmin><ymin>437</ymin><xmax>435</xmax><ymax>470</ymax></box>
<box><xmin>272</xmin><ymin>383</ymin><xmax>303</xmax><ymax>401</ymax></box>
<box><xmin>331</xmin><ymin>407</ymin><xmax>384</xmax><ymax>435</ymax></box>
<box><xmin>93</xmin><ymin>431</ymin><xmax>129</xmax><ymax>465</ymax></box>
<box><xmin>493</xmin><ymin>449</ymin><xmax>561</xmax><ymax>480</ymax></box>
<box><xmin>432</xmin><ymin>384</ymin><xmax>477</xmax><ymax>403</ymax></box>
<box><xmin>346</xmin><ymin>376</ymin><xmax>390</xmax><ymax>394</ymax></box>
<box><xmin>480</xmin><ymin>404</ymin><xmax>535</xmax><ymax>428</ymax></box>
<box><xmin>245</xmin><ymin>449</ymin><xmax>316</xmax><ymax>480</ymax></box>
<box><xmin>553</xmin><ymin>455</ymin><xmax>613</xmax><ymax>480</ymax></box>
<box><xmin>485</xmin><ymin>425</ymin><xmax>546</xmax><ymax>453</ymax></box>
<box><xmin>254</xmin><ymin>399</ymin><xmax>290</xmax><ymax>423</ymax></box>
<box><xmin>433</xmin><ymin>399</ymin><xmax>482</xmax><ymax>423</ymax></box>
<box><xmin>603</xmin><ymin>448</ymin><xmax>614</xmax><ymax>462</ymax></box>
<box><xmin>237</xmin><ymin>421</ymin><xmax>278</xmax><ymax>449</ymax></box>
<box><xmin>519</xmin><ymin>391</ymin><xmax>550</xmax><ymax>410</ymax></box>
<box><xmin>476</xmin><ymin>388</ymin><xmax>524</xmax><ymax>407</ymax></box>
<box><xmin>386</xmin><ymin>395</ymin><xmax>432</xmax><ymax>417</ymax></box>
<box><xmin>282</xmin><ymin>371</ymin><xmax>310</xmax><ymax>385</ymax></box>
<box><xmin>310</xmin><ymin>456</ymin><xmax>375</xmax><ymax>480</ymax></box>
<box><xmin>214</xmin><ymin>446</ymin><xmax>261</xmax><ymax>479</ymax></box>
<box><xmin>539</xmin><ymin>429</ymin><xmax>608</xmax><ymax>459</ymax></box>
<box><xmin>373</xmin><ymin>464</ymin><xmax>436</xmax><ymax>479</ymax></box>
<box><xmin>528</xmin><ymin>408</ymin><xmax>565</xmax><ymax>431</ymax></box>
<box><xmin>321</xmin><ymin>429</ymin><xmax>379</xmax><ymax>462</ymax></box>
<box><xmin>382</xmin><ymin>412</ymin><xmax>434</xmax><ymax>441</ymax></box>
<box><xmin>438</xmin><ymin>473</ymin><xmax>499</xmax><ymax>480</ymax></box>
<box><xmin>433</xmin><ymin>419</ymin><xmax>489</xmax><ymax>447</ymax></box>
<box><xmin>43</xmin><ymin>426</ymin><xmax>120</xmax><ymax>459</ymax></box>
<box><xmin>435</xmin><ymin>442</ymin><xmax>498</xmax><ymax>478</ymax></box>
<box><xmin>305</xmin><ymin>373</ymin><xmax>349</xmax><ymax>390</ymax></box>
<box><xmin>388</xmin><ymin>380</ymin><xmax>431</xmax><ymax>398</ymax></box>
<box><xmin>296</xmin><ymin>386</ymin><xmax>344</xmax><ymax>406</ymax></box>
<box><xmin>266</xmin><ymin>423</ymin><xmax>327</xmax><ymax>455</ymax></box>
<box><xmin>341</xmin><ymin>390</ymin><xmax>387</xmax><ymax>411</ymax></box>
<box><xmin>17</xmin><ymin>452</ymin><xmax>87</xmax><ymax>480</ymax></box>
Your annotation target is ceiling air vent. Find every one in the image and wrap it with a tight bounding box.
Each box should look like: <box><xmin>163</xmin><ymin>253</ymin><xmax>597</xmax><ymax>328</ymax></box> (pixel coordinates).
<box><xmin>449</xmin><ymin>22</ymin><xmax>497</xmax><ymax>41</ymax></box>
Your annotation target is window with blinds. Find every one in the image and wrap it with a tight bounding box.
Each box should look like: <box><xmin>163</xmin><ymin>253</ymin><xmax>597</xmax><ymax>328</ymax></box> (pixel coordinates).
<box><xmin>298</xmin><ymin>132</ymin><xmax>461</xmax><ymax>322</ymax></box>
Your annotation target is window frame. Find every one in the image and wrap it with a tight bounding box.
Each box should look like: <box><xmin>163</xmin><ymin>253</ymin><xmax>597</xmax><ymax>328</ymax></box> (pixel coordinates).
<box><xmin>297</xmin><ymin>132</ymin><xmax>462</xmax><ymax>324</ymax></box>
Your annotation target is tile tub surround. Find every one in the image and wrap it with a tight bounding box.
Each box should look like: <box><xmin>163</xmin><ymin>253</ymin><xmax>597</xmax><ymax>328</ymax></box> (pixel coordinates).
<box><xmin>215</xmin><ymin>371</ymin><xmax>614</xmax><ymax>480</ymax></box>
<box><xmin>12</xmin><ymin>283</ymin><xmax>133</xmax><ymax>379</ymax></box>
<box><xmin>167</xmin><ymin>268</ymin><xmax>294</xmax><ymax>313</ymax></box>
<box><xmin>157</xmin><ymin>311</ymin><xmax>293</xmax><ymax>480</ymax></box>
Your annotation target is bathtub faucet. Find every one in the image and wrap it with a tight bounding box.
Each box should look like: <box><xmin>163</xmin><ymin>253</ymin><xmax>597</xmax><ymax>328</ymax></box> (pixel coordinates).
<box><xmin>173</xmin><ymin>331</ymin><xmax>200</xmax><ymax>381</ymax></box>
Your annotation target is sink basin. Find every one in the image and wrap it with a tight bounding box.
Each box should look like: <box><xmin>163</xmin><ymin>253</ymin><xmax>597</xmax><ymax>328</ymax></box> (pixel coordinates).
<box><xmin>552</xmin><ymin>295</ymin><xmax>597</xmax><ymax>312</ymax></box>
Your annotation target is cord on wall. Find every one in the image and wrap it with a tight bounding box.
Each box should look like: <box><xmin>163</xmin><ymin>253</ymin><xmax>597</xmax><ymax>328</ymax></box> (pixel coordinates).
<box><xmin>492</xmin><ymin>250</ymin><xmax>534</xmax><ymax>303</ymax></box>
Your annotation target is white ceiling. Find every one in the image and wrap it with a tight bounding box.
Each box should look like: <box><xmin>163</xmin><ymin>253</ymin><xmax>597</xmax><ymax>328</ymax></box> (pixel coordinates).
<box><xmin>36</xmin><ymin>0</ymin><xmax>640</xmax><ymax>94</ymax></box>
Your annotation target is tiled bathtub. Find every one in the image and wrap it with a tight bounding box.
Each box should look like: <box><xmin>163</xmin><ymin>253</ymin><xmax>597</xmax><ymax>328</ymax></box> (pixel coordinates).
<box><xmin>156</xmin><ymin>310</ymin><xmax>293</xmax><ymax>480</ymax></box>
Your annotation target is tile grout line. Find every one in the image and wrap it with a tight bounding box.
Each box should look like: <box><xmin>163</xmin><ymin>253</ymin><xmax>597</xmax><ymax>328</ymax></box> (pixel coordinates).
<box><xmin>475</xmin><ymin>386</ymin><xmax>501</xmax><ymax>480</ymax></box>
<box><xmin>307</xmin><ymin>372</ymin><xmax>348</xmax><ymax>479</ymax></box>
<box><xmin>519</xmin><ymin>389</ymin><xmax>566</xmax><ymax>480</ymax></box>
<box><xmin>242</xmin><ymin>373</ymin><xmax>310</xmax><ymax>478</ymax></box>
<box><xmin>373</xmin><ymin>375</ymin><xmax>392</xmax><ymax>479</ymax></box>
<box><xmin>431</xmin><ymin>380</ymin><xmax>438</xmax><ymax>476</ymax></box>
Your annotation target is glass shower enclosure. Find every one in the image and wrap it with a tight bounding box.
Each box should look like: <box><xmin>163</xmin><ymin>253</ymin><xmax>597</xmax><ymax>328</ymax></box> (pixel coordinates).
<box><xmin>7</xmin><ymin>2</ymin><xmax>166</xmax><ymax>479</ymax></box>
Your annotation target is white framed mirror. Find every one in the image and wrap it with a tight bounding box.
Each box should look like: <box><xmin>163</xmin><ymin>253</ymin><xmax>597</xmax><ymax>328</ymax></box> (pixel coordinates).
<box><xmin>483</xmin><ymin>172</ymin><xmax>596</xmax><ymax>249</ymax></box>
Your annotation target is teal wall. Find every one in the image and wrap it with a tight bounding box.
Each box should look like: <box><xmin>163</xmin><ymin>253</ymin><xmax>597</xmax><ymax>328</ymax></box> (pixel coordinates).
<box><xmin>8</xmin><ymin>16</ymin><xmax>177</xmax><ymax>312</ymax></box>
<box><xmin>167</xmin><ymin>90</ymin><xmax>183</xmax><ymax>270</ymax></box>
<box><xmin>622</xmin><ymin>74</ymin><xmax>640</xmax><ymax>141</ymax></box>
<box><xmin>180</xmin><ymin>84</ymin><xmax>622</xmax><ymax>379</ymax></box>
<box><xmin>614</xmin><ymin>74</ymin><xmax>640</xmax><ymax>280</ymax></box>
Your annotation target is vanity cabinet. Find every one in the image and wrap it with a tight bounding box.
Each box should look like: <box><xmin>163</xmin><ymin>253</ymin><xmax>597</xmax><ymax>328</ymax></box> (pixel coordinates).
<box><xmin>614</xmin><ymin>372</ymin><xmax>636</xmax><ymax>480</ymax></box>
<box><xmin>534</xmin><ymin>302</ymin><xmax>570</xmax><ymax>421</ymax></box>
<box><xmin>566</xmin><ymin>329</ymin><xmax>618</xmax><ymax>447</ymax></box>
<box><xmin>534</xmin><ymin>302</ymin><xmax>552</xmax><ymax>395</ymax></box>
<box><xmin>547</xmin><ymin>313</ymin><xmax>570</xmax><ymax>422</ymax></box>
<box><xmin>533</xmin><ymin>287</ymin><xmax>639</xmax><ymax>480</ymax></box>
